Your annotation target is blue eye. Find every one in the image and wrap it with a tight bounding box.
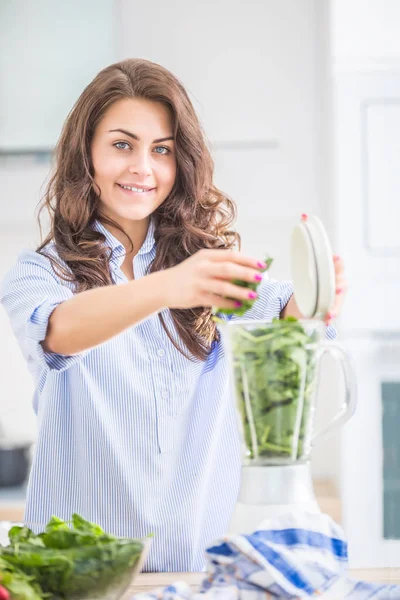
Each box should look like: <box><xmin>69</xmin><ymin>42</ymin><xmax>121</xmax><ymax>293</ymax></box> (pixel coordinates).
<box><xmin>114</xmin><ymin>141</ymin><xmax>131</xmax><ymax>150</ymax></box>
<box><xmin>154</xmin><ymin>146</ymin><xmax>170</xmax><ymax>155</ymax></box>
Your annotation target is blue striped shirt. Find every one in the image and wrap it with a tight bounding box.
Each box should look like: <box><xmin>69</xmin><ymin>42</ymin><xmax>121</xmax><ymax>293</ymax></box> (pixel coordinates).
<box><xmin>0</xmin><ymin>220</ymin><xmax>336</xmax><ymax>572</ymax></box>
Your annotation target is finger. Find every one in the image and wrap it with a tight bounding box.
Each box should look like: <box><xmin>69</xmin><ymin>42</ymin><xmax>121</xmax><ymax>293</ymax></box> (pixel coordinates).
<box><xmin>333</xmin><ymin>254</ymin><xmax>345</xmax><ymax>276</ymax></box>
<box><xmin>324</xmin><ymin>310</ymin><xmax>335</xmax><ymax>325</ymax></box>
<box><xmin>335</xmin><ymin>281</ymin><xmax>348</xmax><ymax>295</ymax></box>
<box><xmin>201</xmin><ymin>293</ymin><xmax>240</xmax><ymax>310</ymax></box>
<box><xmin>322</xmin><ymin>256</ymin><xmax>347</xmax><ymax>324</ymax></box>
<box><xmin>209</xmin><ymin>280</ymin><xmax>258</xmax><ymax>302</ymax></box>
<box><xmin>208</xmin><ymin>262</ymin><xmax>264</xmax><ymax>285</ymax></box>
<box><xmin>325</xmin><ymin>291</ymin><xmax>346</xmax><ymax>324</ymax></box>
<box><xmin>203</xmin><ymin>249</ymin><xmax>267</xmax><ymax>270</ymax></box>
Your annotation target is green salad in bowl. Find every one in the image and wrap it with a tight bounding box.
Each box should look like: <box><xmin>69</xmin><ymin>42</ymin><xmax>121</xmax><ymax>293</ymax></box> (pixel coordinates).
<box><xmin>0</xmin><ymin>514</ymin><xmax>151</xmax><ymax>600</ymax></box>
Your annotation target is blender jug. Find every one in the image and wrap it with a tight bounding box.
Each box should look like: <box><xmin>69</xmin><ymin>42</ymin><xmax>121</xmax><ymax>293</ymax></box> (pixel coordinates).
<box><xmin>222</xmin><ymin>317</ymin><xmax>357</xmax><ymax>531</ymax></box>
<box><xmin>223</xmin><ymin>317</ymin><xmax>357</xmax><ymax>468</ymax></box>
<box><xmin>221</xmin><ymin>216</ymin><xmax>357</xmax><ymax>532</ymax></box>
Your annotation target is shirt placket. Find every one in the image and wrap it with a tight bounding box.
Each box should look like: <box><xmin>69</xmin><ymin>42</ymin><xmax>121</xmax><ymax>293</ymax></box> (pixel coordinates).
<box><xmin>133</xmin><ymin>254</ymin><xmax>178</xmax><ymax>453</ymax></box>
<box><xmin>138</xmin><ymin>327</ymin><xmax>177</xmax><ymax>453</ymax></box>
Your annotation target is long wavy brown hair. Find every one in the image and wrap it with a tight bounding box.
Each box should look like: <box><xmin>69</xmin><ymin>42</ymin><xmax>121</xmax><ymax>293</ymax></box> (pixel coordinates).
<box><xmin>37</xmin><ymin>58</ymin><xmax>240</xmax><ymax>360</ymax></box>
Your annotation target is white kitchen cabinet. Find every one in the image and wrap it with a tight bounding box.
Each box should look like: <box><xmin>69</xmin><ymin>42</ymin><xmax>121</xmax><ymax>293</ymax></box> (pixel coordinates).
<box><xmin>340</xmin><ymin>334</ymin><xmax>400</xmax><ymax>568</ymax></box>
<box><xmin>0</xmin><ymin>0</ymin><xmax>113</xmax><ymax>151</ymax></box>
<box><xmin>334</xmin><ymin>70</ymin><xmax>400</xmax><ymax>567</ymax></box>
<box><xmin>333</xmin><ymin>72</ymin><xmax>400</xmax><ymax>332</ymax></box>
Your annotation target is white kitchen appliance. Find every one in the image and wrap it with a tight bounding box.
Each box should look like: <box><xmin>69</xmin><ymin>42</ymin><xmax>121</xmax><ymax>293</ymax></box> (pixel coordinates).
<box><xmin>223</xmin><ymin>216</ymin><xmax>358</xmax><ymax>534</ymax></box>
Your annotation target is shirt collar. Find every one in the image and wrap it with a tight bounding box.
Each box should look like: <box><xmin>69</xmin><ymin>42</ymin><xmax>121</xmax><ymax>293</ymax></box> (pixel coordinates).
<box><xmin>92</xmin><ymin>218</ymin><xmax>156</xmax><ymax>269</ymax></box>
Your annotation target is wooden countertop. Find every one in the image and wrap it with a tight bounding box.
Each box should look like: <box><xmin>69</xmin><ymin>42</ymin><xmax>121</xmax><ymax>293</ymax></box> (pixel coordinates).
<box><xmin>124</xmin><ymin>569</ymin><xmax>400</xmax><ymax>598</ymax></box>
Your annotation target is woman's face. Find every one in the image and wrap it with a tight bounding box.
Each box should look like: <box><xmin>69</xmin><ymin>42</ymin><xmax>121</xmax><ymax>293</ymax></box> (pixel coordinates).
<box><xmin>91</xmin><ymin>97</ymin><xmax>177</xmax><ymax>226</ymax></box>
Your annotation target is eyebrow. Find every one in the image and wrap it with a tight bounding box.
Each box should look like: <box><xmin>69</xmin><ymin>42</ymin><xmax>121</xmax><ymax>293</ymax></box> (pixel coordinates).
<box><xmin>108</xmin><ymin>129</ymin><xmax>174</xmax><ymax>143</ymax></box>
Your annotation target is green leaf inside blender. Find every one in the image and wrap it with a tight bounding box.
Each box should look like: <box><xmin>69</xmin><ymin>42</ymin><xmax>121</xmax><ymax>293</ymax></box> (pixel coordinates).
<box><xmin>230</xmin><ymin>318</ymin><xmax>318</xmax><ymax>462</ymax></box>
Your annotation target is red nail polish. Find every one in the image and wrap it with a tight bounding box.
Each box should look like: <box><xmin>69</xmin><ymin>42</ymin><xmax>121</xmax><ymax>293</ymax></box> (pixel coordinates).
<box><xmin>336</xmin><ymin>287</ymin><xmax>343</xmax><ymax>294</ymax></box>
<box><xmin>301</xmin><ymin>213</ymin><xmax>308</xmax><ymax>221</ymax></box>
<box><xmin>326</xmin><ymin>312</ymin><xmax>333</xmax><ymax>321</ymax></box>
<box><xmin>234</xmin><ymin>301</ymin><xmax>242</xmax><ymax>307</ymax></box>
<box><xmin>334</xmin><ymin>255</ymin><xmax>340</xmax><ymax>262</ymax></box>
<box><xmin>257</xmin><ymin>261</ymin><xmax>267</xmax><ymax>269</ymax></box>
<box><xmin>254</xmin><ymin>273</ymin><xmax>263</xmax><ymax>282</ymax></box>
<box><xmin>248</xmin><ymin>291</ymin><xmax>257</xmax><ymax>299</ymax></box>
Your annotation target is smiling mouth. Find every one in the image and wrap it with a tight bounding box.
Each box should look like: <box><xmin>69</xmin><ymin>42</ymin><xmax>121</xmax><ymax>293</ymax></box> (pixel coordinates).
<box><xmin>117</xmin><ymin>183</ymin><xmax>156</xmax><ymax>193</ymax></box>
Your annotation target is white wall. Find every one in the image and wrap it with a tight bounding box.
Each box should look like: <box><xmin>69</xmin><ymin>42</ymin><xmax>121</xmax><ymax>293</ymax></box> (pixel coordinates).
<box><xmin>331</xmin><ymin>0</ymin><xmax>400</xmax><ymax>68</ymax></box>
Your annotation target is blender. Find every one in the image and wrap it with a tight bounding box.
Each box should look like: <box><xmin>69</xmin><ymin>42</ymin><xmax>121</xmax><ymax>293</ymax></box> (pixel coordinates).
<box><xmin>222</xmin><ymin>216</ymin><xmax>357</xmax><ymax>533</ymax></box>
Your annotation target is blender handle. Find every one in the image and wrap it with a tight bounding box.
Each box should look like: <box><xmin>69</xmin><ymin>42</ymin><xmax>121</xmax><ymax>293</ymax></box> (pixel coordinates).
<box><xmin>310</xmin><ymin>341</ymin><xmax>357</xmax><ymax>448</ymax></box>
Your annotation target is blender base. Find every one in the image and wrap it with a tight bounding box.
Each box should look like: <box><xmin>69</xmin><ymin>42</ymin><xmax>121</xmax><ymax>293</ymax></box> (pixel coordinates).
<box><xmin>227</xmin><ymin>462</ymin><xmax>320</xmax><ymax>535</ymax></box>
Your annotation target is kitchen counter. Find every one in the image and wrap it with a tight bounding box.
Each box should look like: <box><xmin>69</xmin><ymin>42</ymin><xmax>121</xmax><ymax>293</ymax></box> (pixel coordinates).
<box><xmin>124</xmin><ymin>569</ymin><xmax>400</xmax><ymax>598</ymax></box>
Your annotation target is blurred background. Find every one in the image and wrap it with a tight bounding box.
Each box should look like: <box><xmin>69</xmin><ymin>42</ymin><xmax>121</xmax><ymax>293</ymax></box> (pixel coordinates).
<box><xmin>0</xmin><ymin>0</ymin><xmax>399</xmax><ymax>569</ymax></box>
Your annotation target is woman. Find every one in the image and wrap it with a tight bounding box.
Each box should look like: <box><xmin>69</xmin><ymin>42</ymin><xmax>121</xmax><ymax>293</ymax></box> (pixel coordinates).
<box><xmin>0</xmin><ymin>58</ymin><xmax>345</xmax><ymax>572</ymax></box>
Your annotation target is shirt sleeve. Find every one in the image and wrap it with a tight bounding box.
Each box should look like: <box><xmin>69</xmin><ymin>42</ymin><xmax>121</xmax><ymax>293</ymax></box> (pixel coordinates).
<box><xmin>228</xmin><ymin>274</ymin><xmax>294</xmax><ymax>322</ymax></box>
<box><xmin>228</xmin><ymin>274</ymin><xmax>337</xmax><ymax>338</ymax></box>
<box><xmin>0</xmin><ymin>249</ymin><xmax>89</xmax><ymax>372</ymax></box>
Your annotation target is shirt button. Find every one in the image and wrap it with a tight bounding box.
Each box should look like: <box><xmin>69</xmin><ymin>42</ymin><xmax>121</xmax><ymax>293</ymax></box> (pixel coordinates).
<box><xmin>161</xmin><ymin>390</ymin><xmax>169</xmax><ymax>399</ymax></box>
<box><xmin>157</xmin><ymin>349</ymin><xmax>165</xmax><ymax>357</ymax></box>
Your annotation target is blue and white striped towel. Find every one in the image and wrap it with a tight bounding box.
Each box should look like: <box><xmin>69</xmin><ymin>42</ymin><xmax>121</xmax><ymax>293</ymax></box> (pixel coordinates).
<box><xmin>133</xmin><ymin>512</ymin><xmax>400</xmax><ymax>599</ymax></box>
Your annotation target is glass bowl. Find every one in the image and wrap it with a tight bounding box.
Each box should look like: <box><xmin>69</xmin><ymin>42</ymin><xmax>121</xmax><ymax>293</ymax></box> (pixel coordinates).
<box><xmin>0</xmin><ymin>520</ymin><xmax>151</xmax><ymax>600</ymax></box>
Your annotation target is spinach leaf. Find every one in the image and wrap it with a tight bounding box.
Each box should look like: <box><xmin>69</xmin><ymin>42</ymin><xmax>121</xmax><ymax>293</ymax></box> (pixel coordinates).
<box><xmin>0</xmin><ymin>556</ymin><xmax>45</xmax><ymax>600</ymax></box>
<box><xmin>216</xmin><ymin>257</ymin><xmax>273</xmax><ymax>316</ymax></box>
<box><xmin>8</xmin><ymin>526</ymin><xmax>44</xmax><ymax>548</ymax></box>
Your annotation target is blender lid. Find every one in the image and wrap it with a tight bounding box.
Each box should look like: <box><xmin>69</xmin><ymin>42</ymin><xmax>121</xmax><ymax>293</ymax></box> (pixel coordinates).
<box><xmin>290</xmin><ymin>215</ymin><xmax>336</xmax><ymax>319</ymax></box>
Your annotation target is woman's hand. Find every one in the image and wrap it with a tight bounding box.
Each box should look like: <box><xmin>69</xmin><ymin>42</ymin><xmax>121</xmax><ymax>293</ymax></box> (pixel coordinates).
<box><xmin>325</xmin><ymin>255</ymin><xmax>347</xmax><ymax>325</ymax></box>
<box><xmin>160</xmin><ymin>249</ymin><xmax>267</xmax><ymax>310</ymax></box>
<box><xmin>280</xmin><ymin>253</ymin><xmax>348</xmax><ymax>324</ymax></box>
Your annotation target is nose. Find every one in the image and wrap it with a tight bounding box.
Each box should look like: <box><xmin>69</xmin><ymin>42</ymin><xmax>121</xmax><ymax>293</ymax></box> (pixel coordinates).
<box><xmin>128</xmin><ymin>149</ymin><xmax>152</xmax><ymax>177</ymax></box>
